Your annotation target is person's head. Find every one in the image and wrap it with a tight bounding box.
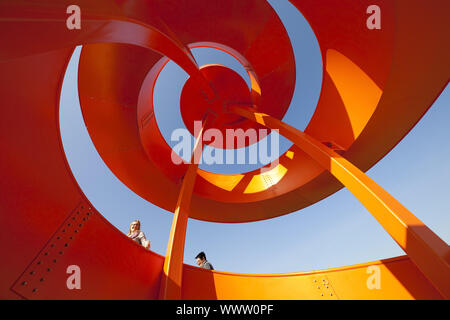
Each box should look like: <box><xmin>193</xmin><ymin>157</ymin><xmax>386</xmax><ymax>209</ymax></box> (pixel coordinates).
<box><xmin>128</xmin><ymin>220</ymin><xmax>141</xmax><ymax>235</ymax></box>
<box><xmin>195</xmin><ymin>252</ymin><xmax>206</xmax><ymax>266</ymax></box>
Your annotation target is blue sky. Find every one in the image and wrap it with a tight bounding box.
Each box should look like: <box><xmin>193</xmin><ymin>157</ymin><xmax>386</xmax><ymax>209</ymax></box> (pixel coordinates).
<box><xmin>59</xmin><ymin>0</ymin><xmax>449</xmax><ymax>274</ymax></box>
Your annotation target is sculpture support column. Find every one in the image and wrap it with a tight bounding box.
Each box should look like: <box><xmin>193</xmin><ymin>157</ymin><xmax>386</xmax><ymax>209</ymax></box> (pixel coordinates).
<box><xmin>159</xmin><ymin>116</ymin><xmax>210</xmax><ymax>300</ymax></box>
<box><xmin>230</xmin><ymin>106</ymin><xmax>450</xmax><ymax>299</ymax></box>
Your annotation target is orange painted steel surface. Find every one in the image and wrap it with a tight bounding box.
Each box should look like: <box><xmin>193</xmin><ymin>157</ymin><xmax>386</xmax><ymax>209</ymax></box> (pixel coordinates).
<box><xmin>0</xmin><ymin>0</ymin><xmax>449</xmax><ymax>300</ymax></box>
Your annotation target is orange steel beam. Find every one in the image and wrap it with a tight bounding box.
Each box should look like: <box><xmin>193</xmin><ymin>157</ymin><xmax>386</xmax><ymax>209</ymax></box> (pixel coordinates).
<box><xmin>159</xmin><ymin>116</ymin><xmax>211</xmax><ymax>300</ymax></box>
<box><xmin>230</xmin><ymin>105</ymin><xmax>450</xmax><ymax>299</ymax></box>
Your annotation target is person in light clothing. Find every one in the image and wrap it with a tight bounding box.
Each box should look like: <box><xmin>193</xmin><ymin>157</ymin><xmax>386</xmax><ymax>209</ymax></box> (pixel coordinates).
<box><xmin>127</xmin><ymin>220</ymin><xmax>150</xmax><ymax>250</ymax></box>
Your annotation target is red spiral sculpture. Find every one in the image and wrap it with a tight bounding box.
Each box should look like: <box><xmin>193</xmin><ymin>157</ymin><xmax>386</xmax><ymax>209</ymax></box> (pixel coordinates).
<box><xmin>0</xmin><ymin>0</ymin><xmax>449</xmax><ymax>299</ymax></box>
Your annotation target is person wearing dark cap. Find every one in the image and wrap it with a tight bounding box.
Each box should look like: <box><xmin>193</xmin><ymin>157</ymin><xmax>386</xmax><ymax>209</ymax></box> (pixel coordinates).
<box><xmin>195</xmin><ymin>251</ymin><xmax>214</xmax><ymax>270</ymax></box>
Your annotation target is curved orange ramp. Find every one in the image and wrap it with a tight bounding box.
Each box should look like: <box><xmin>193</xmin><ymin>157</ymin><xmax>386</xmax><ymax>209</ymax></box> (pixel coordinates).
<box><xmin>0</xmin><ymin>0</ymin><xmax>449</xmax><ymax>300</ymax></box>
<box><xmin>182</xmin><ymin>256</ymin><xmax>443</xmax><ymax>300</ymax></box>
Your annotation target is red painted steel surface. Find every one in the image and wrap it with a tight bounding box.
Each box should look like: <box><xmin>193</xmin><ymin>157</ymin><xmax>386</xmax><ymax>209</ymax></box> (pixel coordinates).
<box><xmin>0</xmin><ymin>0</ymin><xmax>449</xmax><ymax>299</ymax></box>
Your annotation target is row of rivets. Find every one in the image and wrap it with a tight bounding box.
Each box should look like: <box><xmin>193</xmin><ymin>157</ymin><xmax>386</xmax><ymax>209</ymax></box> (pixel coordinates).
<box><xmin>313</xmin><ymin>276</ymin><xmax>337</xmax><ymax>299</ymax></box>
<box><xmin>12</xmin><ymin>202</ymin><xmax>93</xmax><ymax>298</ymax></box>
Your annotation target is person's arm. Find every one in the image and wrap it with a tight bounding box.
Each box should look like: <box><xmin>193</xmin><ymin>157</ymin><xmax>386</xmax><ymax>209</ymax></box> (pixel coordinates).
<box><xmin>138</xmin><ymin>231</ymin><xmax>150</xmax><ymax>249</ymax></box>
